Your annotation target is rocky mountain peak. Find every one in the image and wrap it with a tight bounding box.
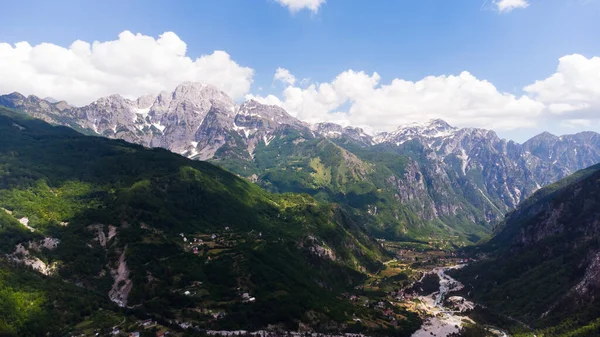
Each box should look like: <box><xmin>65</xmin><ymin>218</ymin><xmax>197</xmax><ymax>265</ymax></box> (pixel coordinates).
<box><xmin>172</xmin><ymin>82</ymin><xmax>232</xmax><ymax>104</ymax></box>
<box><xmin>93</xmin><ymin>94</ymin><xmax>131</xmax><ymax>107</ymax></box>
<box><xmin>2</xmin><ymin>84</ymin><xmax>599</xmax><ymax>226</ymax></box>
<box><xmin>400</xmin><ymin>118</ymin><xmax>455</xmax><ymax>134</ymax></box>
<box><xmin>54</xmin><ymin>101</ymin><xmax>71</xmax><ymax>111</ymax></box>
<box><xmin>43</xmin><ymin>96</ymin><xmax>59</xmax><ymax>103</ymax></box>
<box><xmin>379</xmin><ymin>118</ymin><xmax>458</xmax><ymax>146</ymax></box>
<box><xmin>312</xmin><ymin>122</ymin><xmax>374</xmax><ymax>146</ymax></box>
<box><xmin>136</xmin><ymin>94</ymin><xmax>157</xmax><ymax>109</ymax></box>
<box><xmin>239</xmin><ymin>100</ymin><xmax>287</xmax><ymax>117</ymax></box>
<box><xmin>5</xmin><ymin>92</ymin><xmax>26</xmax><ymax>100</ymax></box>
<box><xmin>312</xmin><ymin>122</ymin><xmax>344</xmax><ymax>135</ymax></box>
<box><xmin>427</xmin><ymin>118</ymin><xmax>454</xmax><ymax>130</ymax></box>
<box><xmin>236</xmin><ymin>100</ymin><xmax>306</xmax><ymax>129</ymax></box>
<box><xmin>527</xmin><ymin>131</ymin><xmax>560</xmax><ymax>143</ymax></box>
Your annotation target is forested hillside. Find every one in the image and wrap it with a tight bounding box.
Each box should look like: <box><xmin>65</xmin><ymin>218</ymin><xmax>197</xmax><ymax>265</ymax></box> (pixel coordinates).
<box><xmin>452</xmin><ymin>164</ymin><xmax>600</xmax><ymax>336</ymax></box>
<box><xmin>0</xmin><ymin>107</ymin><xmax>420</xmax><ymax>336</ymax></box>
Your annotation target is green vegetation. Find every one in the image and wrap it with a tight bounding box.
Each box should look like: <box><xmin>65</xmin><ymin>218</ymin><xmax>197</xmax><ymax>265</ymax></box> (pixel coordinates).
<box><xmin>452</xmin><ymin>164</ymin><xmax>600</xmax><ymax>336</ymax></box>
<box><xmin>0</xmin><ymin>107</ymin><xmax>421</xmax><ymax>335</ymax></box>
<box><xmin>0</xmin><ymin>262</ymin><xmax>119</xmax><ymax>336</ymax></box>
<box><xmin>213</xmin><ymin>132</ymin><xmax>490</xmax><ymax>246</ymax></box>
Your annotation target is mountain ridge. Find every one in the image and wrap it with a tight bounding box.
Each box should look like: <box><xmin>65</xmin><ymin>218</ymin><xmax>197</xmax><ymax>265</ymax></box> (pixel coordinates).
<box><xmin>0</xmin><ymin>105</ymin><xmax>424</xmax><ymax>336</ymax></box>
<box><xmin>2</xmin><ymin>84</ymin><xmax>600</xmax><ymax>244</ymax></box>
<box><xmin>2</xmin><ymin>85</ymin><xmax>598</xmax><ymax>162</ymax></box>
<box><xmin>452</xmin><ymin>163</ymin><xmax>600</xmax><ymax>336</ymax></box>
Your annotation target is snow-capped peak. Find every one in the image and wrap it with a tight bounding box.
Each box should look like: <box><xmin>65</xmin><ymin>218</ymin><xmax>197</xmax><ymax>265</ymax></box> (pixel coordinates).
<box><xmin>380</xmin><ymin>119</ymin><xmax>458</xmax><ymax>145</ymax></box>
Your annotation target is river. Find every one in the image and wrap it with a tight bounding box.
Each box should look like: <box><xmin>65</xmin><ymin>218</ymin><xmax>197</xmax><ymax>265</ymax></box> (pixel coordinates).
<box><xmin>411</xmin><ymin>266</ymin><xmax>508</xmax><ymax>337</ymax></box>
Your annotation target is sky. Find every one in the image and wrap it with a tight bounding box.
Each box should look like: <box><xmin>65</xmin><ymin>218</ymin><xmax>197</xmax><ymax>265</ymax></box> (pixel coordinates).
<box><xmin>0</xmin><ymin>0</ymin><xmax>599</xmax><ymax>141</ymax></box>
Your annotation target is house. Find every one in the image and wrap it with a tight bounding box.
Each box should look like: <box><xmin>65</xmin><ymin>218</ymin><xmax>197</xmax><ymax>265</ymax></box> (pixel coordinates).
<box><xmin>211</xmin><ymin>234</ymin><xmax>216</xmax><ymax>239</ymax></box>
<box><xmin>225</xmin><ymin>226</ymin><xmax>230</xmax><ymax>231</ymax></box>
<box><xmin>142</xmin><ymin>319</ymin><xmax>154</xmax><ymax>327</ymax></box>
<box><xmin>184</xmin><ymin>290</ymin><xmax>191</xmax><ymax>296</ymax></box>
<box><xmin>193</xmin><ymin>247</ymin><xmax>199</xmax><ymax>254</ymax></box>
<box><xmin>111</xmin><ymin>328</ymin><xmax>120</xmax><ymax>335</ymax></box>
<box><xmin>248</xmin><ymin>297</ymin><xmax>256</xmax><ymax>302</ymax></box>
<box><xmin>129</xmin><ymin>333</ymin><xmax>140</xmax><ymax>337</ymax></box>
<box><xmin>242</xmin><ymin>292</ymin><xmax>250</xmax><ymax>299</ymax></box>
<box><xmin>156</xmin><ymin>332</ymin><xmax>166</xmax><ymax>337</ymax></box>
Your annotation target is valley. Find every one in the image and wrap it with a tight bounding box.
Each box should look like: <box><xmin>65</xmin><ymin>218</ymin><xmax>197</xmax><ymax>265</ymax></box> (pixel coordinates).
<box><xmin>1</xmin><ymin>89</ymin><xmax>600</xmax><ymax>337</ymax></box>
<box><xmin>1</xmin><ymin>1</ymin><xmax>599</xmax><ymax>336</ymax></box>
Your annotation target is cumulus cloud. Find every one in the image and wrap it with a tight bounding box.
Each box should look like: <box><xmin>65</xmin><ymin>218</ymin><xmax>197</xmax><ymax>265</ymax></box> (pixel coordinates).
<box><xmin>274</xmin><ymin>67</ymin><xmax>296</xmax><ymax>85</ymax></box>
<box><xmin>245</xmin><ymin>93</ymin><xmax>283</xmax><ymax>106</ymax></box>
<box><xmin>0</xmin><ymin>31</ymin><xmax>254</xmax><ymax>106</ymax></box>
<box><xmin>251</xmin><ymin>68</ymin><xmax>545</xmax><ymax>132</ymax></box>
<box><xmin>495</xmin><ymin>0</ymin><xmax>530</xmax><ymax>12</ymax></box>
<box><xmin>561</xmin><ymin>119</ymin><xmax>593</xmax><ymax>128</ymax></box>
<box><xmin>524</xmin><ymin>54</ymin><xmax>600</xmax><ymax>118</ymax></box>
<box><xmin>274</xmin><ymin>0</ymin><xmax>325</xmax><ymax>13</ymax></box>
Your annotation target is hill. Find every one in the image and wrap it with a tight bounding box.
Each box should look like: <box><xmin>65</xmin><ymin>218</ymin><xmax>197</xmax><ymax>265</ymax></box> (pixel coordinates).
<box><xmin>452</xmin><ymin>163</ymin><xmax>600</xmax><ymax>336</ymax></box>
<box><xmin>0</xmin><ymin>107</ymin><xmax>420</xmax><ymax>336</ymax></box>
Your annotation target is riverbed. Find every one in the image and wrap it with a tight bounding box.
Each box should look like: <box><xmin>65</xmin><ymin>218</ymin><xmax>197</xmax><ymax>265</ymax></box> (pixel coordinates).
<box><xmin>411</xmin><ymin>266</ymin><xmax>508</xmax><ymax>337</ymax></box>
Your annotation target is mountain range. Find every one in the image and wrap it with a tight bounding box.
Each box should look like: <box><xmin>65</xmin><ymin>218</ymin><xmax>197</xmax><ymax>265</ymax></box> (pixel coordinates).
<box><xmin>2</xmin><ymin>83</ymin><xmax>600</xmax><ymax>337</ymax></box>
<box><xmin>2</xmin><ymin>83</ymin><xmax>600</xmax><ymax>244</ymax></box>
<box><xmin>0</xmin><ymin>106</ymin><xmax>423</xmax><ymax>336</ymax></box>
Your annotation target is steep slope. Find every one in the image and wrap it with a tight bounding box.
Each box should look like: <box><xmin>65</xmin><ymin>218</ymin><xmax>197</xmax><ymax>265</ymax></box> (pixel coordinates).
<box><xmin>0</xmin><ymin>83</ymin><xmax>240</xmax><ymax>160</ymax></box>
<box><xmin>523</xmin><ymin>131</ymin><xmax>600</xmax><ymax>185</ymax></box>
<box><xmin>371</xmin><ymin>120</ymin><xmax>600</xmax><ymax>225</ymax></box>
<box><xmin>452</xmin><ymin>164</ymin><xmax>600</xmax><ymax>336</ymax></box>
<box><xmin>0</xmin><ymin>107</ymin><xmax>421</xmax><ymax>336</ymax></box>
<box><xmin>3</xmin><ymin>87</ymin><xmax>600</xmax><ymax>245</ymax></box>
<box><xmin>311</xmin><ymin>122</ymin><xmax>374</xmax><ymax>147</ymax></box>
<box><xmin>215</xmin><ymin>129</ymin><xmax>491</xmax><ymax>244</ymax></box>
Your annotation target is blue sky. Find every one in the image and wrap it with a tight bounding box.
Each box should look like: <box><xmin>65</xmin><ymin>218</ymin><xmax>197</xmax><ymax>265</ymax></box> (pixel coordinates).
<box><xmin>1</xmin><ymin>0</ymin><xmax>599</xmax><ymax>141</ymax></box>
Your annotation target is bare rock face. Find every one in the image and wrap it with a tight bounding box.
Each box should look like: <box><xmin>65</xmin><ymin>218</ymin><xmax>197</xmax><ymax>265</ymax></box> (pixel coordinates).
<box><xmin>370</xmin><ymin>119</ymin><xmax>600</xmax><ymax>225</ymax></box>
<box><xmin>232</xmin><ymin>100</ymin><xmax>312</xmax><ymax>156</ymax></box>
<box><xmin>149</xmin><ymin>82</ymin><xmax>237</xmax><ymax>155</ymax></box>
<box><xmin>461</xmin><ymin>164</ymin><xmax>600</xmax><ymax>329</ymax></box>
<box><xmin>109</xmin><ymin>249</ymin><xmax>133</xmax><ymax>308</ymax></box>
<box><xmin>0</xmin><ymin>84</ymin><xmax>311</xmax><ymax>162</ymax></box>
<box><xmin>2</xmin><ymin>85</ymin><xmax>600</xmax><ymax>232</ymax></box>
<box><xmin>312</xmin><ymin>122</ymin><xmax>373</xmax><ymax>147</ymax></box>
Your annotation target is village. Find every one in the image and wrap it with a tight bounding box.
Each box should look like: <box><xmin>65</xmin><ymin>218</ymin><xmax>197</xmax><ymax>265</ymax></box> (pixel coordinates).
<box><xmin>71</xmin><ymin>228</ymin><xmax>474</xmax><ymax>337</ymax></box>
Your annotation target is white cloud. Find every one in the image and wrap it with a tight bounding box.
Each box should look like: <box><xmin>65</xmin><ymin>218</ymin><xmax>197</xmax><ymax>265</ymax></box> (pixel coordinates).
<box><xmin>0</xmin><ymin>31</ymin><xmax>254</xmax><ymax>106</ymax></box>
<box><xmin>561</xmin><ymin>119</ymin><xmax>593</xmax><ymax>128</ymax></box>
<box><xmin>2</xmin><ymin>30</ymin><xmax>598</xmax><ymax>136</ymax></box>
<box><xmin>245</xmin><ymin>93</ymin><xmax>283</xmax><ymax>106</ymax></box>
<box><xmin>524</xmin><ymin>54</ymin><xmax>600</xmax><ymax>119</ymax></box>
<box><xmin>251</xmin><ymin>68</ymin><xmax>544</xmax><ymax>132</ymax></box>
<box><xmin>495</xmin><ymin>0</ymin><xmax>530</xmax><ymax>12</ymax></box>
<box><xmin>274</xmin><ymin>67</ymin><xmax>296</xmax><ymax>85</ymax></box>
<box><xmin>274</xmin><ymin>0</ymin><xmax>325</xmax><ymax>13</ymax></box>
